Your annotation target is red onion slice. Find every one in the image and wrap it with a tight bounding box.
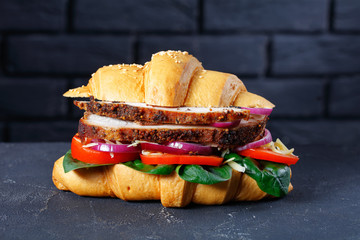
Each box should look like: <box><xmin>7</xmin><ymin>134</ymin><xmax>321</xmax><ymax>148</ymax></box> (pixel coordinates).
<box><xmin>141</xmin><ymin>142</ymin><xmax>213</xmax><ymax>155</ymax></box>
<box><xmin>235</xmin><ymin>129</ymin><xmax>272</xmax><ymax>152</ymax></box>
<box><xmin>210</xmin><ymin>120</ymin><xmax>241</xmax><ymax>128</ymax></box>
<box><xmin>90</xmin><ymin>140</ymin><xmax>141</xmax><ymax>153</ymax></box>
<box><xmin>141</xmin><ymin>142</ymin><xmax>189</xmax><ymax>155</ymax></box>
<box><xmin>167</xmin><ymin>142</ymin><xmax>213</xmax><ymax>155</ymax></box>
<box><xmin>241</xmin><ymin>107</ymin><xmax>273</xmax><ymax>116</ymax></box>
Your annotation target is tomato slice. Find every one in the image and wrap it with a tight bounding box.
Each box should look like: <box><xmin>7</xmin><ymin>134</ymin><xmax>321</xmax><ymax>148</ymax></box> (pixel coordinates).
<box><xmin>140</xmin><ymin>154</ymin><xmax>223</xmax><ymax>166</ymax></box>
<box><xmin>237</xmin><ymin>148</ymin><xmax>299</xmax><ymax>165</ymax></box>
<box><xmin>71</xmin><ymin>134</ymin><xmax>139</xmax><ymax>164</ymax></box>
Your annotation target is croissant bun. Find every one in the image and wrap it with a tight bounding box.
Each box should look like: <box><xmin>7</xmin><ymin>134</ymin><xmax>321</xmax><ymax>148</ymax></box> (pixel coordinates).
<box><xmin>53</xmin><ymin>156</ymin><xmax>292</xmax><ymax>207</ymax></box>
<box><xmin>63</xmin><ymin>50</ymin><xmax>273</xmax><ymax>108</ymax></box>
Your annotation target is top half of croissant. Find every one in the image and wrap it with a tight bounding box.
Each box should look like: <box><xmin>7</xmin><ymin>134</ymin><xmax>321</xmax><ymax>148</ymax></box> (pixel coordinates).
<box><xmin>63</xmin><ymin>50</ymin><xmax>274</xmax><ymax>109</ymax></box>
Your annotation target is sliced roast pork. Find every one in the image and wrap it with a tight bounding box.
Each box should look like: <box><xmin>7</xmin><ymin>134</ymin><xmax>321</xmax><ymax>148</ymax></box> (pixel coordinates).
<box><xmin>78</xmin><ymin>114</ymin><xmax>267</xmax><ymax>149</ymax></box>
<box><xmin>74</xmin><ymin>98</ymin><xmax>249</xmax><ymax>126</ymax></box>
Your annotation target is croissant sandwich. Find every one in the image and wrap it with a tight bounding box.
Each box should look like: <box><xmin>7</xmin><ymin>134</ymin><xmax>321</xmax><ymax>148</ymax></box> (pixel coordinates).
<box><xmin>53</xmin><ymin>50</ymin><xmax>299</xmax><ymax>207</ymax></box>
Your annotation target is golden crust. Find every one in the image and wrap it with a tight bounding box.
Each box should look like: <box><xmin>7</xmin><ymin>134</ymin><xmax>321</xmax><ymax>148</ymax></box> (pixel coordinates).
<box><xmin>159</xmin><ymin>172</ymin><xmax>196</xmax><ymax>207</ymax></box>
<box><xmin>63</xmin><ymin>85</ymin><xmax>91</xmax><ymax>98</ymax></box>
<box><xmin>64</xmin><ymin>64</ymin><xmax>144</xmax><ymax>102</ymax></box>
<box><xmin>233</xmin><ymin>91</ymin><xmax>275</xmax><ymax>109</ymax></box>
<box><xmin>184</xmin><ymin>70</ymin><xmax>247</xmax><ymax>107</ymax></box>
<box><xmin>192</xmin><ymin>170</ymin><xmax>242</xmax><ymax>205</ymax></box>
<box><xmin>62</xmin><ymin>50</ymin><xmax>275</xmax><ymax>108</ymax></box>
<box><xmin>52</xmin><ymin>156</ymin><xmax>292</xmax><ymax>207</ymax></box>
<box><xmin>106</xmin><ymin>164</ymin><xmax>160</xmax><ymax>201</ymax></box>
<box><xmin>89</xmin><ymin>64</ymin><xmax>144</xmax><ymax>102</ymax></box>
<box><xmin>145</xmin><ymin>50</ymin><xmax>203</xmax><ymax>106</ymax></box>
<box><xmin>235</xmin><ymin>173</ymin><xmax>268</xmax><ymax>201</ymax></box>
<box><xmin>52</xmin><ymin>156</ymin><xmax>114</xmax><ymax>197</ymax></box>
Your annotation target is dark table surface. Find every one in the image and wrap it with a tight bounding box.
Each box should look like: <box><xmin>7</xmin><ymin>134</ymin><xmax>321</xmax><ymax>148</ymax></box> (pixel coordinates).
<box><xmin>0</xmin><ymin>143</ymin><xmax>359</xmax><ymax>240</ymax></box>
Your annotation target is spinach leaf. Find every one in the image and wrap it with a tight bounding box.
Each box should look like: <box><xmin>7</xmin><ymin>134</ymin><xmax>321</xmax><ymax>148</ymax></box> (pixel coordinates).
<box><xmin>176</xmin><ymin>164</ymin><xmax>232</xmax><ymax>185</ymax></box>
<box><xmin>224</xmin><ymin>153</ymin><xmax>291</xmax><ymax>197</ymax></box>
<box><xmin>63</xmin><ymin>150</ymin><xmax>112</xmax><ymax>173</ymax></box>
<box><xmin>258</xmin><ymin>160</ymin><xmax>291</xmax><ymax>197</ymax></box>
<box><xmin>63</xmin><ymin>150</ymin><xmax>174</xmax><ymax>175</ymax></box>
<box><xmin>123</xmin><ymin>159</ymin><xmax>175</xmax><ymax>175</ymax></box>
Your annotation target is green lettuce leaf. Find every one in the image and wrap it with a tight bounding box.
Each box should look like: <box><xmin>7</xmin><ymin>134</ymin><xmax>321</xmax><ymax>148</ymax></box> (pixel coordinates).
<box><xmin>176</xmin><ymin>164</ymin><xmax>232</xmax><ymax>185</ymax></box>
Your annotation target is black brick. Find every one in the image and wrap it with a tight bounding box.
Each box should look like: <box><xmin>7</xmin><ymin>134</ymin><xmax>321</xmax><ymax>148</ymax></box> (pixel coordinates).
<box><xmin>0</xmin><ymin>0</ymin><xmax>67</xmax><ymax>31</ymax></box>
<box><xmin>74</xmin><ymin>0</ymin><xmax>197</xmax><ymax>32</ymax></box>
<box><xmin>329</xmin><ymin>76</ymin><xmax>360</xmax><ymax>117</ymax></box>
<box><xmin>334</xmin><ymin>0</ymin><xmax>360</xmax><ymax>31</ymax></box>
<box><xmin>268</xmin><ymin>120</ymin><xmax>360</xmax><ymax>146</ymax></box>
<box><xmin>204</xmin><ymin>0</ymin><xmax>328</xmax><ymax>32</ymax></box>
<box><xmin>273</xmin><ymin>35</ymin><xmax>360</xmax><ymax>75</ymax></box>
<box><xmin>244</xmin><ymin>79</ymin><xmax>324</xmax><ymax>117</ymax></box>
<box><xmin>7</xmin><ymin>35</ymin><xmax>133</xmax><ymax>75</ymax></box>
<box><xmin>0</xmin><ymin>36</ymin><xmax>2</xmax><ymax>71</ymax></box>
<box><xmin>197</xmin><ymin>36</ymin><xmax>267</xmax><ymax>75</ymax></box>
<box><xmin>140</xmin><ymin>35</ymin><xmax>267</xmax><ymax>75</ymax></box>
<box><xmin>0</xmin><ymin>78</ymin><xmax>67</xmax><ymax>118</ymax></box>
<box><xmin>0</xmin><ymin>122</ymin><xmax>4</xmax><ymax>142</ymax></box>
<box><xmin>9</xmin><ymin>121</ymin><xmax>78</xmax><ymax>142</ymax></box>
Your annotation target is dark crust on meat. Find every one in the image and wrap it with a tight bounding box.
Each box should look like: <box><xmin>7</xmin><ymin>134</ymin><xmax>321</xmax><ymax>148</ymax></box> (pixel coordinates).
<box><xmin>78</xmin><ymin>116</ymin><xmax>268</xmax><ymax>148</ymax></box>
<box><xmin>74</xmin><ymin>97</ymin><xmax>250</xmax><ymax>125</ymax></box>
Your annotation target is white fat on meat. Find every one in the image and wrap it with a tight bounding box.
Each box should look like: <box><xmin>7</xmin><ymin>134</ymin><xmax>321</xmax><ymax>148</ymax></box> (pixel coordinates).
<box><xmin>85</xmin><ymin>114</ymin><xmax>266</xmax><ymax>129</ymax></box>
<box><xmin>96</xmin><ymin>101</ymin><xmax>248</xmax><ymax>114</ymax></box>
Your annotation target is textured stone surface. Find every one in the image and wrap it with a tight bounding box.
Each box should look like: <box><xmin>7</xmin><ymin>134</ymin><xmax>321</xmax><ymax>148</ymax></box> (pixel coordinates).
<box><xmin>0</xmin><ymin>143</ymin><xmax>359</xmax><ymax>239</ymax></box>
<box><xmin>244</xmin><ymin>79</ymin><xmax>324</xmax><ymax>117</ymax></box>
<box><xmin>0</xmin><ymin>0</ymin><xmax>67</xmax><ymax>31</ymax></box>
<box><xmin>205</xmin><ymin>0</ymin><xmax>328</xmax><ymax>32</ymax></box>
<box><xmin>0</xmin><ymin>79</ymin><xmax>67</xmax><ymax>118</ymax></box>
<box><xmin>329</xmin><ymin>76</ymin><xmax>360</xmax><ymax>117</ymax></box>
<box><xmin>268</xmin><ymin>120</ymin><xmax>360</xmax><ymax>146</ymax></box>
<box><xmin>334</xmin><ymin>0</ymin><xmax>360</xmax><ymax>31</ymax></box>
<box><xmin>7</xmin><ymin>35</ymin><xmax>133</xmax><ymax>74</ymax></box>
<box><xmin>74</xmin><ymin>0</ymin><xmax>197</xmax><ymax>32</ymax></box>
<box><xmin>273</xmin><ymin>35</ymin><xmax>360</xmax><ymax>75</ymax></box>
<box><xmin>9</xmin><ymin>121</ymin><xmax>78</xmax><ymax>142</ymax></box>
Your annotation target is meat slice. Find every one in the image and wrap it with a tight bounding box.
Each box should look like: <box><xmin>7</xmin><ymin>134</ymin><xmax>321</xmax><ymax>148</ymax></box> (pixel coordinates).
<box><xmin>74</xmin><ymin>98</ymin><xmax>249</xmax><ymax>126</ymax></box>
<box><xmin>78</xmin><ymin>114</ymin><xmax>268</xmax><ymax>148</ymax></box>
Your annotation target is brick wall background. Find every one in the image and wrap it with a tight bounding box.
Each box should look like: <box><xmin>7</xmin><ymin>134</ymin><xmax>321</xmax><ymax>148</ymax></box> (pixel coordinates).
<box><xmin>0</xmin><ymin>0</ymin><xmax>359</xmax><ymax>145</ymax></box>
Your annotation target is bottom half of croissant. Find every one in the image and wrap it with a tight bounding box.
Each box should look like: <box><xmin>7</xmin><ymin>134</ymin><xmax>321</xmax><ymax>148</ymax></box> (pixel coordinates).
<box><xmin>52</xmin><ymin>156</ymin><xmax>293</xmax><ymax>207</ymax></box>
